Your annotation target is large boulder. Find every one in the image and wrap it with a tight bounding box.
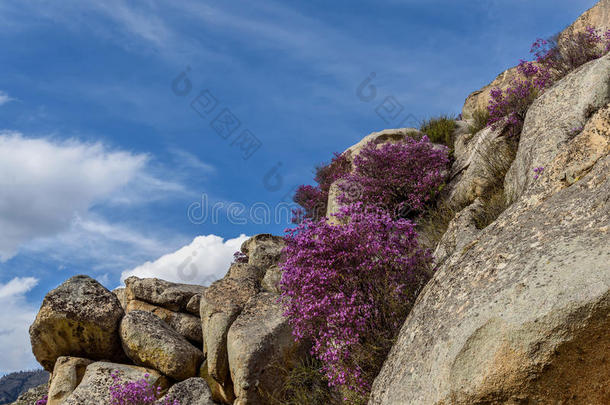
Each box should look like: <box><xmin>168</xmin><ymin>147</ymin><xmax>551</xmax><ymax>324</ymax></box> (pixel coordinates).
<box><xmin>369</xmin><ymin>108</ymin><xmax>610</xmax><ymax>404</ymax></box>
<box><xmin>504</xmin><ymin>53</ymin><xmax>610</xmax><ymax>202</ymax></box>
<box><xmin>240</xmin><ymin>234</ymin><xmax>285</xmax><ymax>270</ymax></box>
<box><xmin>155</xmin><ymin>377</ymin><xmax>215</xmax><ymax>405</ymax></box>
<box><xmin>120</xmin><ymin>310</ymin><xmax>204</xmax><ymax>381</ymax></box>
<box><xmin>29</xmin><ymin>275</ymin><xmax>126</xmax><ymax>371</ymax></box>
<box><xmin>124</xmin><ymin>276</ymin><xmax>204</xmax><ymax>312</ymax></box>
<box><xmin>63</xmin><ymin>362</ymin><xmax>167</xmax><ymax>405</ymax></box>
<box><xmin>227</xmin><ymin>292</ymin><xmax>306</xmax><ymax>405</ymax></box>
<box><xmin>200</xmin><ymin>276</ymin><xmax>260</xmax><ymax>388</ymax></box>
<box><xmin>47</xmin><ymin>356</ymin><xmax>92</xmax><ymax>405</ymax></box>
<box><xmin>125</xmin><ymin>299</ymin><xmax>203</xmax><ymax>344</ymax></box>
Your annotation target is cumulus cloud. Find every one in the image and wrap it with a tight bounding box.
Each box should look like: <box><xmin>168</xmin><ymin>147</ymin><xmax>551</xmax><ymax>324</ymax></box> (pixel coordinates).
<box><xmin>0</xmin><ymin>132</ymin><xmax>148</xmax><ymax>261</ymax></box>
<box><xmin>0</xmin><ymin>277</ymin><xmax>40</xmax><ymax>372</ymax></box>
<box><xmin>121</xmin><ymin>234</ymin><xmax>249</xmax><ymax>286</ymax></box>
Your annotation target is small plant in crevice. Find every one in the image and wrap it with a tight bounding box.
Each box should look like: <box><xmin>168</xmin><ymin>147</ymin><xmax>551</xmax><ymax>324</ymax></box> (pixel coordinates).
<box><xmin>280</xmin><ymin>203</ymin><xmax>432</xmax><ymax>403</ymax></box>
<box><xmin>262</xmin><ymin>353</ymin><xmax>342</xmax><ymax>405</ymax></box>
<box><xmin>416</xmin><ymin>200</ymin><xmax>463</xmax><ymax>250</ymax></box>
<box><xmin>35</xmin><ymin>395</ymin><xmax>48</xmax><ymax>405</ymax></box>
<box><xmin>338</xmin><ymin>136</ymin><xmax>450</xmax><ymax>219</ymax></box>
<box><xmin>109</xmin><ymin>371</ymin><xmax>178</xmax><ymax>405</ymax></box>
<box><xmin>533</xmin><ymin>166</ymin><xmax>545</xmax><ymax>180</ymax></box>
<box><xmin>419</xmin><ymin>115</ymin><xmax>457</xmax><ymax>147</ymax></box>
<box><xmin>473</xmin><ymin>189</ymin><xmax>509</xmax><ymax>230</ymax></box>
<box><xmin>232</xmin><ymin>250</ymin><xmax>248</xmax><ymax>264</ymax></box>
<box><xmin>467</xmin><ymin>108</ymin><xmax>490</xmax><ymax>136</ymax></box>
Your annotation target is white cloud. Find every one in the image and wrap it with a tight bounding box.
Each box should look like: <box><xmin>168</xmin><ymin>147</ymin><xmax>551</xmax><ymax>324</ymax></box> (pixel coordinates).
<box><xmin>121</xmin><ymin>234</ymin><xmax>249</xmax><ymax>286</ymax></box>
<box><xmin>0</xmin><ymin>91</ymin><xmax>13</xmax><ymax>106</ymax></box>
<box><xmin>0</xmin><ymin>132</ymin><xmax>149</xmax><ymax>261</ymax></box>
<box><xmin>0</xmin><ymin>277</ymin><xmax>40</xmax><ymax>372</ymax></box>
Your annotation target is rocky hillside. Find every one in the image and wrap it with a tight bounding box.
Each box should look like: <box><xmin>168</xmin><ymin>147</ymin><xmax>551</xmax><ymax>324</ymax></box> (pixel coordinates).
<box><xmin>0</xmin><ymin>370</ymin><xmax>48</xmax><ymax>404</ymax></box>
<box><xmin>21</xmin><ymin>1</ymin><xmax>610</xmax><ymax>404</ymax></box>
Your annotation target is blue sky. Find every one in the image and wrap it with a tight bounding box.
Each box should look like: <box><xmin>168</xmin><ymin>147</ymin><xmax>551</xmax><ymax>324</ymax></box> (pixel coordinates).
<box><xmin>0</xmin><ymin>0</ymin><xmax>597</xmax><ymax>372</ymax></box>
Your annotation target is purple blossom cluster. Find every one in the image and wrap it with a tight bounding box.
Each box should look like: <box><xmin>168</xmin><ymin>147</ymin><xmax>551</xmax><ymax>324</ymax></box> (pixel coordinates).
<box><xmin>533</xmin><ymin>166</ymin><xmax>544</xmax><ymax>180</ymax></box>
<box><xmin>109</xmin><ymin>371</ymin><xmax>179</xmax><ymax>405</ymax></box>
<box><xmin>338</xmin><ymin>136</ymin><xmax>450</xmax><ymax>218</ymax></box>
<box><xmin>488</xmin><ymin>26</ymin><xmax>610</xmax><ymax>138</ymax></box>
<box><xmin>232</xmin><ymin>250</ymin><xmax>248</xmax><ymax>264</ymax></box>
<box><xmin>35</xmin><ymin>395</ymin><xmax>48</xmax><ymax>405</ymax></box>
<box><xmin>293</xmin><ymin>152</ymin><xmax>351</xmax><ymax>222</ymax></box>
<box><xmin>280</xmin><ymin>203</ymin><xmax>432</xmax><ymax>396</ymax></box>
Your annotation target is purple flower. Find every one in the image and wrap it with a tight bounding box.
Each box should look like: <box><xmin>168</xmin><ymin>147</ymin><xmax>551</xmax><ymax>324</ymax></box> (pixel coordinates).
<box><xmin>109</xmin><ymin>371</ymin><xmax>179</xmax><ymax>405</ymax></box>
<box><xmin>533</xmin><ymin>166</ymin><xmax>544</xmax><ymax>180</ymax></box>
<box><xmin>35</xmin><ymin>395</ymin><xmax>48</xmax><ymax>405</ymax></box>
<box><xmin>280</xmin><ymin>203</ymin><xmax>432</xmax><ymax>395</ymax></box>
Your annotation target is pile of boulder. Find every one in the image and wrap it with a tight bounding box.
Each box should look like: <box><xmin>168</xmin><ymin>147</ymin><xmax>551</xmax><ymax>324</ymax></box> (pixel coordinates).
<box><xmin>26</xmin><ymin>234</ymin><xmax>305</xmax><ymax>405</ymax></box>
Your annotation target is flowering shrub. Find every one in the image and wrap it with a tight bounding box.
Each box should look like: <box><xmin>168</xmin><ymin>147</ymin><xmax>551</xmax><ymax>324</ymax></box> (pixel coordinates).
<box><xmin>533</xmin><ymin>166</ymin><xmax>544</xmax><ymax>180</ymax></box>
<box><xmin>35</xmin><ymin>395</ymin><xmax>48</xmax><ymax>405</ymax></box>
<box><xmin>293</xmin><ymin>152</ymin><xmax>351</xmax><ymax>221</ymax></box>
<box><xmin>233</xmin><ymin>250</ymin><xmax>248</xmax><ymax>264</ymax></box>
<box><xmin>280</xmin><ymin>203</ymin><xmax>432</xmax><ymax>401</ymax></box>
<box><xmin>488</xmin><ymin>26</ymin><xmax>610</xmax><ymax>137</ymax></box>
<box><xmin>338</xmin><ymin>136</ymin><xmax>449</xmax><ymax>218</ymax></box>
<box><xmin>110</xmin><ymin>371</ymin><xmax>179</xmax><ymax>405</ymax></box>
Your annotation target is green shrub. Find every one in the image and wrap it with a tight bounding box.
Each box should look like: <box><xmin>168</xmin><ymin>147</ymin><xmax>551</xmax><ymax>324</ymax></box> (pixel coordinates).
<box><xmin>468</xmin><ymin>109</ymin><xmax>490</xmax><ymax>135</ymax></box>
<box><xmin>262</xmin><ymin>355</ymin><xmax>342</xmax><ymax>405</ymax></box>
<box><xmin>419</xmin><ymin>115</ymin><xmax>457</xmax><ymax>147</ymax></box>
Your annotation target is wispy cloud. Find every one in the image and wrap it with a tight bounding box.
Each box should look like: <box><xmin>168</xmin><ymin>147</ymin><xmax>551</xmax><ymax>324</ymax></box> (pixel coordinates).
<box><xmin>0</xmin><ymin>90</ymin><xmax>13</xmax><ymax>106</ymax></box>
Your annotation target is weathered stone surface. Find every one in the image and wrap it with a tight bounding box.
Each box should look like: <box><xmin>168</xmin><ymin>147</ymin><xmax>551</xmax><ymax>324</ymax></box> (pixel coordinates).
<box><xmin>446</xmin><ymin>125</ymin><xmax>515</xmax><ymax>209</ymax></box>
<box><xmin>369</xmin><ymin>120</ymin><xmax>610</xmax><ymax>404</ymax></box>
<box><xmin>227</xmin><ymin>292</ymin><xmax>306</xmax><ymax>405</ymax></box>
<box><xmin>113</xmin><ymin>287</ymin><xmax>128</xmax><ymax>310</ymax></box>
<box><xmin>186</xmin><ymin>292</ymin><xmax>203</xmax><ymax>316</ymax></box>
<box><xmin>504</xmin><ymin>53</ymin><xmax>610</xmax><ymax>202</ymax></box>
<box><xmin>461</xmin><ymin>66</ymin><xmax>520</xmax><ymax>120</ymax></box>
<box><xmin>29</xmin><ymin>275</ymin><xmax>126</xmax><ymax>371</ymax></box>
<box><xmin>124</xmin><ymin>276</ymin><xmax>204</xmax><ymax>312</ymax></box>
<box><xmin>261</xmin><ymin>265</ymin><xmax>282</xmax><ymax>294</ymax></box>
<box><xmin>10</xmin><ymin>383</ymin><xmax>48</xmax><ymax>405</ymax></box>
<box><xmin>155</xmin><ymin>377</ymin><xmax>215</xmax><ymax>405</ymax></box>
<box><xmin>432</xmin><ymin>199</ymin><xmax>483</xmax><ymax>266</ymax></box>
<box><xmin>240</xmin><ymin>234</ymin><xmax>285</xmax><ymax>270</ymax></box>
<box><xmin>125</xmin><ymin>299</ymin><xmax>203</xmax><ymax>344</ymax></box>
<box><xmin>47</xmin><ymin>356</ymin><xmax>92</xmax><ymax>405</ymax></box>
<box><xmin>200</xmin><ymin>276</ymin><xmax>260</xmax><ymax>389</ymax></box>
<box><xmin>199</xmin><ymin>360</ymin><xmax>235</xmax><ymax>405</ymax></box>
<box><xmin>63</xmin><ymin>362</ymin><xmax>167</xmax><ymax>405</ymax></box>
<box><xmin>120</xmin><ymin>310</ymin><xmax>204</xmax><ymax>381</ymax></box>
<box><xmin>559</xmin><ymin>0</ymin><xmax>610</xmax><ymax>48</ymax></box>
<box><xmin>227</xmin><ymin>262</ymin><xmax>266</xmax><ymax>282</ymax></box>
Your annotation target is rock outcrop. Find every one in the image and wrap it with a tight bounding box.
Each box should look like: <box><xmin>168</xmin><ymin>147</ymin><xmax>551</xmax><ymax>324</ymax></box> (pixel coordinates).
<box><xmin>369</xmin><ymin>51</ymin><xmax>610</xmax><ymax>404</ymax></box>
<box><xmin>461</xmin><ymin>66</ymin><xmax>521</xmax><ymax>120</ymax></box>
<box><xmin>29</xmin><ymin>275</ymin><xmax>126</xmax><ymax>371</ymax></box>
<box><xmin>63</xmin><ymin>362</ymin><xmax>167</xmax><ymax>405</ymax></box>
<box><xmin>9</xmin><ymin>383</ymin><xmax>48</xmax><ymax>405</ymax></box>
<box><xmin>227</xmin><ymin>292</ymin><xmax>307</xmax><ymax>405</ymax></box>
<box><xmin>120</xmin><ymin>310</ymin><xmax>204</xmax><ymax>381</ymax></box>
<box><xmin>124</xmin><ymin>276</ymin><xmax>204</xmax><ymax>313</ymax></box>
<box><xmin>559</xmin><ymin>0</ymin><xmax>610</xmax><ymax>47</ymax></box>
